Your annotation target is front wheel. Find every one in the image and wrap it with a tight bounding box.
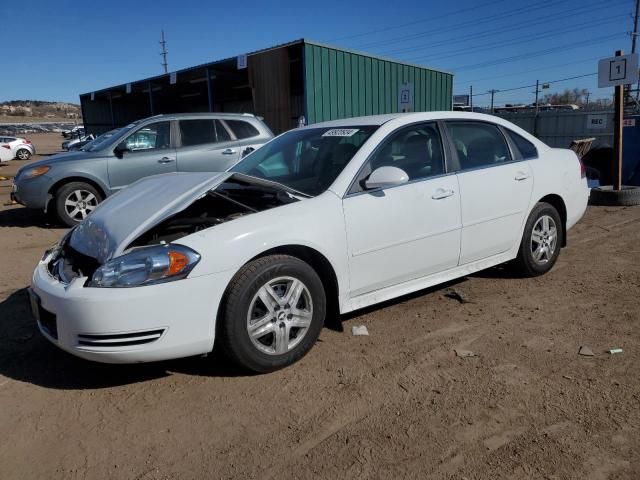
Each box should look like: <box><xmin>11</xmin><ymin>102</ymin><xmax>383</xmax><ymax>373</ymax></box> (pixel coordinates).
<box><xmin>220</xmin><ymin>255</ymin><xmax>326</xmax><ymax>373</ymax></box>
<box><xmin>513</xmin><ymin>202</ymin><xmax>563</xmax><ymax>277</ymax></box>
<box><xmin>54</xmin><ymin>182</ymin><xmax>103</xmax><ymax>226</ymax></box>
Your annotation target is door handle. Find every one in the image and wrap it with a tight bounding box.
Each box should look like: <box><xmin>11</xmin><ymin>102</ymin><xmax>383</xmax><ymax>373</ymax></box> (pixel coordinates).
<box><xmin>431</xmin><ymin>188</ymin><xmax>455</xmax><ymax>200</ymax></box>
<box><xmin>514</xmin><ymin>172</ymin><xmax>530</xmax><ymax>181</ymax></box>
<box><xmin>222</xmin><ymin>149</ymin><xmax>237</xmax><ymax>155</ymax></box>
<box><xmin>157</xmin><ymin>157</ymin><xmax>175</xmax><ymax>164</ymax></box>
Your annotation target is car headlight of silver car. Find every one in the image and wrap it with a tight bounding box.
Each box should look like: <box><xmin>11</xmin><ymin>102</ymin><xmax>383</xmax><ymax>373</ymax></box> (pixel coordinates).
<box><xmin>89</xmin><ymin>244</ymin><xmax>201</xmax><ymax>288</ymax></box>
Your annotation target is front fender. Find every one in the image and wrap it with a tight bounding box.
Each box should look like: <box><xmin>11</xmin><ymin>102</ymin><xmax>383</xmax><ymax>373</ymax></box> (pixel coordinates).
<box><xmin>47</xmin><ymin>165</ymin><xmax>111</xmax><ymax>198</ymax></box>
<box><xmin>177</xmin><ymin>192</ymin><xmax>351</xmax><ymax>307</ymax></box>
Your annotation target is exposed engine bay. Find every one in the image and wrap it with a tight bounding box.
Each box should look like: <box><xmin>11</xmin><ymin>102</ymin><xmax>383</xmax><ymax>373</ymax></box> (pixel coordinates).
<box><xmin>128</xmin><ymin>177</ymin><xmax>300</xmax><ymax>248</ymax></box>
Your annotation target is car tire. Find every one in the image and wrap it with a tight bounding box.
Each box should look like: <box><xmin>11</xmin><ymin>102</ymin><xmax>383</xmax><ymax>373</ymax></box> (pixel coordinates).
<box><xmin>16</xmin><ymin>148</ymin><xmax>31</xmax><ymax>160</ymax></box>
<box><xmin>220</xmin><ymin>254</ymin><xmax>326</xmax><ymax>373</ymax></box>
<box><xmin>513</xmin><ymin>202</ymin><xmax>563</xmax><ymax>277</ymax></box>
<box><xmin>54</xmin><ymin>182</ymin><xmax>103</xmax><ymax>227</ymax></box>
<box><xmin>589</xmin><ymin>185</ymin><xmax>640</xmax><ymax>206</ymax></box>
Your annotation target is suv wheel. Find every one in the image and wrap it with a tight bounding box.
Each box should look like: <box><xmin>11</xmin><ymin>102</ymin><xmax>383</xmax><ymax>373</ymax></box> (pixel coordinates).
<box><xmin>54</xmin><ymin>182</ymin><xmax>102</xmax><ymax>226</ymax></box>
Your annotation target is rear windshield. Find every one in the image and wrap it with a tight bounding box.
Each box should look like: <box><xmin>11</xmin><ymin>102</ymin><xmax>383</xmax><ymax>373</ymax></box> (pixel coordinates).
<box><xmin>230</xmin><ymin>126</ymin><xmax>378</xmax><ymax>196</ymax></box>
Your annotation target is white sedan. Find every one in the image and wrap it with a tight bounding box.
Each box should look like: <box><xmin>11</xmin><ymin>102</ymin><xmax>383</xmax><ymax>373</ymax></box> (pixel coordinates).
<box><xmin>30</xmin><ymin>112</ymin><xmax>589</xmax><ymax>372</ymax></box>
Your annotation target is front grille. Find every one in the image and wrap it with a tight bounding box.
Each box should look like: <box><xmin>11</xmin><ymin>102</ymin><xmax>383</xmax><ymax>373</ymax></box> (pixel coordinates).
<box><xmin>48</xmin><ymin>244</ymin><xmax>100</xmax><ymax>284</ymax></box>
<box><xmin>77</xmin><ymin>329</ymin><xmax>165</xmax><ymax>347</ymax></box>
<box><xmin>38</xmin><ymin>306</ymin><xmax>58</xmax><ymax>340</ymax></box>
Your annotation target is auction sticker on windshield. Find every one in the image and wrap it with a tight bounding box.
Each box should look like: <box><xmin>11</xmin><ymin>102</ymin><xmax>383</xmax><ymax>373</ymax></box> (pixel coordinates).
<box><xmin>322</xmin><ymin>128</ymin><xmax>359</xmax><ymax>137</ymax></box>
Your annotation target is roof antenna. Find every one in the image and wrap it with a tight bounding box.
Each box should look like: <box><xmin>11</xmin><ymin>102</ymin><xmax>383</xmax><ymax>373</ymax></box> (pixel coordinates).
<box><xmin>160</xmin><ymin>30</ymin><xmax>168</xmax><ymax>74</ymax></box>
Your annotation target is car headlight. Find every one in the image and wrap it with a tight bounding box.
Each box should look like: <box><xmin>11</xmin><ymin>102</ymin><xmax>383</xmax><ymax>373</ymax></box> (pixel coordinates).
<box><xmin>23</xmin><ymin>166</ymin><xmax>50</xmax><ymax>179</ymax></box>
<box><xmin>89</xmin><ymin>244</ymin><xmax>200</xmax><ymax>288</ymax></box>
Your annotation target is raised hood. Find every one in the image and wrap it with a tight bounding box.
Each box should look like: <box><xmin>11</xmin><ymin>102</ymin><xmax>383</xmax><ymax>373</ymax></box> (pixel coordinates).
<box><xmin>69</xmin><ymin>172</ymin><xmax>233</xmax><ymax>263</ymax></box>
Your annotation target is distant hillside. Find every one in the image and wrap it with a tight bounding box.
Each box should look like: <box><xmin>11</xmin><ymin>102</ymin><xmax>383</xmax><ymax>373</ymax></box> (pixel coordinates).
<box><xmin>0</xmin><ymin>100</ymin><xmax>81</xmax><ymax>119</ymax></box>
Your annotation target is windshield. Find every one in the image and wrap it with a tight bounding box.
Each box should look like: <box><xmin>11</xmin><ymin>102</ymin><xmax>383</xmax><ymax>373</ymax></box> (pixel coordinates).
<box><xmin>83</xmin><ymin>129</ymin><xmax>120</xmax><ymax>152</ymax></box>
<box><xmin>230</xmin><ymin>126</ymin><xmax>378</xmax><ymax>196</ymax></box>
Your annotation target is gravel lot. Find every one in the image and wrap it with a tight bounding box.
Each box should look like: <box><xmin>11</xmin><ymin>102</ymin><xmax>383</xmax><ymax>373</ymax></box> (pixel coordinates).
<box><xmin>0</xmin><ymin>134</ymin><xmax>638</xmax><ymax>479</ymax></box>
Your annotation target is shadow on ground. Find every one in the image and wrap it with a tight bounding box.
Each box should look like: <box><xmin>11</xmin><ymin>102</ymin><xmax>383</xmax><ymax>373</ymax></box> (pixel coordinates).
<box><xmin>0</xmin><ymin>207</ymin><xmax>62</xmax><ymax>228</ymax></box>
<box><xmin>0</xmin><ymin>268</ymin><xmax>517</xmax><ymax>390</ymax></box>
<box><xmin>0</xmin><ymin>288</ymin><xmax>251</xmax><ymax>390</ymax></box>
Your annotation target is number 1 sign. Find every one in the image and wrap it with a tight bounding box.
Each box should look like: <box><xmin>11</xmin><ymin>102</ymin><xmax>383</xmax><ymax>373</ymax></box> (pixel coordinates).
<box><xmin>598</xmin><ymin>53</ymin><xmax>639</xmax><ymax>88</ymax></box>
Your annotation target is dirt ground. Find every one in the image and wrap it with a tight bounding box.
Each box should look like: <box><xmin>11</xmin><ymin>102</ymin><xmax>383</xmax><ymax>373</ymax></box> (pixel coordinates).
<box><xmin>0</xmin><ymin>134</ymin><xmax>638</xmax><ymax>479</ymax></box>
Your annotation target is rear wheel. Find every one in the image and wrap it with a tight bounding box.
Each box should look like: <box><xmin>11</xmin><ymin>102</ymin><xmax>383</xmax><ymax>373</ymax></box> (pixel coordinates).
<box><xmin>220</xmin><ymin>255</ymin><xmax>326</xmax><ymax>372</ymax></box>
<box><xmin>54</xmin><ymin>182</ymin><xmax>102</xmax><ymax>226</ymax></box>
<box><xmin>513</xmin><ymin>202</ymin><xmax>563</xmax><ymax>277</ymax></box>
<box><xmin>16</xmin><ymin>148</ymin><xmax>31</xmax><ymax>160</ymax></box>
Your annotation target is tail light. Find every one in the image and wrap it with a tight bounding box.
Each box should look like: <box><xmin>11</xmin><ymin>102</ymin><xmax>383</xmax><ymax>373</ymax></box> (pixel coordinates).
<box><xmin>578</xmin><ymin>155</ymin><xmax>586</xmax><ymax>178</ymax></box>
<box><xmin>1</xmin><ymin>145</ymin><xmax>10</xmax><ymax>150</ymax></box>
<box><xmin>23</xmin><ymin>139</ymin><xmax>31</xmax><ymax>144</ymax></box>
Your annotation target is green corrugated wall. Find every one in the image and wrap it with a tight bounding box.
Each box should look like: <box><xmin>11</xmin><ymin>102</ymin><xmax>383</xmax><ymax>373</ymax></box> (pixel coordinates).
<box><xmin>303</xmin><ymin>42</ymin><xmax>453</xmax><ymax>125</ymax></box>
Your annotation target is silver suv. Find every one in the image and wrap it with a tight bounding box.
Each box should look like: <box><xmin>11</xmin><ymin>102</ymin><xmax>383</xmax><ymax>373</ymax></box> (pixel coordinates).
<box><xmin>12</xmin><ymin>113</ymin><xmax>273</xmax><ymax>226</ymax></box>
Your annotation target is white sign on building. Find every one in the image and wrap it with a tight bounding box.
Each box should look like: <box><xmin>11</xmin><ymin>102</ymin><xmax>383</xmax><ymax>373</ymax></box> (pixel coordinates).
<box><xmin>398</xmin><ymin>83</ymin><xmax>413</xmax><ymax>112</ymax></box>
<box><xmin>587</xmin><ymin>114</ymin><xmax>608</xmax><ymax>129</ymax></box>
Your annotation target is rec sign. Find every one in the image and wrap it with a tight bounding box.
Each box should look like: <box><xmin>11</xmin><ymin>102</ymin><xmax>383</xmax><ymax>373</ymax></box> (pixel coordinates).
<box><xmin>598</xmin><ymin>53</ymin><xmax>639</xmax><ymax>88</ymax></box>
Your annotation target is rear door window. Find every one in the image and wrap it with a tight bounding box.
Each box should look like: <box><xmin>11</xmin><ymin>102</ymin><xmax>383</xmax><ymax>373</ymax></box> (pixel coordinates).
<box><xmin>179</xmin><ymin>119</ymin><xmax>216</xmax><ymax>147</ymax></box>
<box><xmin>446</xmin><ymin>122</ymin><xmax>511</xmax><ymax>171</ymax></box>
<box><xmin>505</xmin><ymin>129</ymin><xmax>538</xmax><ymax>159</ymax></box>
<box><xmin>215</xmin><ymin>120</ymin><xmax>232</xmax><ymax>142</ymax></box>
<box><xmin>225</xmin><ymin>120</ymin><xmax>259</xmax><ymax>139</ymax></box>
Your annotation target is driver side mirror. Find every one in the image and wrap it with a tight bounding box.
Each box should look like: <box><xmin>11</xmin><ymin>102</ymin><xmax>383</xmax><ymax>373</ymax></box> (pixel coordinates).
<box><xmin>364</xmin><ymin>166</ymin><xmax>409</xmax><ymax>190</ymax></box>
<box><xmin>114</xmin><ymin>142</ymin><xmax>130</xmax><ymax>159</ymax></box>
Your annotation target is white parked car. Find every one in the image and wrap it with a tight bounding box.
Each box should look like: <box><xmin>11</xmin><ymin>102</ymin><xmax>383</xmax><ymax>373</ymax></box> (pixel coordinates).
<box><xmin>0</xmin><ymin>142</ymin><xmax>15</xmax><ymax>162</ymax></box>
<box><xmin>0</xmin><ymin>136</ymin><xmax>35</xmax><ymax>160</ymax></box>
<box><xmin>30</xmin><ymin>112</ymin><xmax>589</xmax><ymax>372</ymax></box>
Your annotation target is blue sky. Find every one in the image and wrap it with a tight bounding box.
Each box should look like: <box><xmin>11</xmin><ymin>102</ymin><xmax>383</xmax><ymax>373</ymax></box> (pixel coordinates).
<box><xmin>1</xmin><ymin>0</ymin><xmax>631</xmax><ymax>107</ymax></box>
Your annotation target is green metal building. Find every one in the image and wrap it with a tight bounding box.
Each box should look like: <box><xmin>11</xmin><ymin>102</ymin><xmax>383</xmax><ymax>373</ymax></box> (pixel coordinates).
<box><xmin>80</xmin><ymin>39</ymin><xmax>453</xmax><ymax>135</ymax></box>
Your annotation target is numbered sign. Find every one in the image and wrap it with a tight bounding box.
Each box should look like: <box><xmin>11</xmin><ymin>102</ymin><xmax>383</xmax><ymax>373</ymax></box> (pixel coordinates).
<box><xmin>598</xmin><ymin>53</ymin><xmax>639</xmax><ymax>88</ymax></box>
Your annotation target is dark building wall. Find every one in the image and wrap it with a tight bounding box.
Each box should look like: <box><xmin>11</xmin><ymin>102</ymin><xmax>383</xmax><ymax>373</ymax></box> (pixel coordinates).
<box><xmin>80</xmin><ymin>40</ymin><xmax>452</xmax><ymax>135</ymax></box>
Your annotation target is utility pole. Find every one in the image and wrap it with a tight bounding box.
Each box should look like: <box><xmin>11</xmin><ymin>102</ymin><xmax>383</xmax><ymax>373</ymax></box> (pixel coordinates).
<box><xmin>469</xmin><ymin>85</ymin><xmax>473</xmax><ymax>112</ymax></box>
<box><xmin>613</xmin><ymin>50</ymin><xmax>624</xmax><ymax>190</ymax></box>
<box><xmin>534</xmin><ymin>80</ymin><xmax>541</xmax><ymax>136</ymax></box>
<box><xmin>489</xmin><ymin>89</ymin><xmax>498</xmax><ymax>113</ymax></box>
<box><xmin>632</xmin><ymin>0</ymin><xmax>639</xmax><ymax>103</ymax></box>
<box><xmin>160</xmin><ymin>30</ymin><xmax>169</xmax><ymax>74</ymax></box>
<box><xmin>585</xmin><ymin>91</ymin><xmax>590</xmax><ymax>109</ymax></box>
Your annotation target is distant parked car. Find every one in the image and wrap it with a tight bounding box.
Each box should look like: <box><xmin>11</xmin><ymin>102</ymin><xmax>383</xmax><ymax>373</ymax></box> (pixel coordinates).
<box><xmin>12</xmin><ymin>113</ymin><xmax>273</xmax><ymax>226</ymax></box>
<box><xmin>0</xmin><ymin>136</ymin><xmax>35</xmax><ymax>160</ymax></box>
<box><xmin>62</xmin><ymin>134</ymin><xmax>95</xmax><ymax>151</ymax></box>
<box><xmin>0</xmin><ymin>143</ymin><xmax>15</xmax><ymax>162</ymax></box>
<box><xmin>68</xmin><ymin>129</ymin><xmax>120</xmax><ymax>152</ymax></box>
<box><xmin>61</xmin><ymin>125</ymin><xmax>85</xmax><ymax>138</ymax></box>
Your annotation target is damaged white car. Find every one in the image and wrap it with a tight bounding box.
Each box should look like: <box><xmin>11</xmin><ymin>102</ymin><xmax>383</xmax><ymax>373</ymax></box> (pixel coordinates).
<box><xmin>30</xmin><ymin>112</ymin><xmax>589</xmax><ymax>372</ymax></box>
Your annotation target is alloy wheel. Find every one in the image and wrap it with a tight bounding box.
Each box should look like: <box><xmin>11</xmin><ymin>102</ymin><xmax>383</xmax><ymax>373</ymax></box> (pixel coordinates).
<box><xmin>64</xmin><ymin>189</ymin><xmax>98</xmax><ymax>221</ymax></box>
<box><xmin>530</xmin><ymin>215</ymin><xmax>557</xmax><ymax>265</ymax></box>
<box><xmin>246</xmin><ymin>276</ymin><xmax>313</xmax><ymax>355</ymax></box>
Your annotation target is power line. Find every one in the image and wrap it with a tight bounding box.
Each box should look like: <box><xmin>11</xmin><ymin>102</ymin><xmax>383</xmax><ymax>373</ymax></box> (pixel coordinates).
<box><xmin>454</xmin><ymin>54</ymin><xmax>614</xmax><ymax>86</ymax></box>
<box><xmin>448</xmin><ymin>32</ymin><xmax>625</xmax><ymax>71</ymax></box>
<box><xmin>326</xmin><ymin>0</ymin><xmax>509</xmax><ymax>42</ymax></box>
<box><xmin>407</xmin><ymin>14</ymin><xmax>625</xmax><ymax>63</ymax></box>
<box><xmin>350</xmin><ymin>0</ymin><xmax>569</xmax><ymax>50</ymax></box>
<box><xmin>461</xmin><ymin>72</ymin><xmax>598</xmax><ymax>99</ymax></box>
<box><xmin>378</xmin><ymin>0</ymin><xmax>628</xmax><ymax>57</ymax></box>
